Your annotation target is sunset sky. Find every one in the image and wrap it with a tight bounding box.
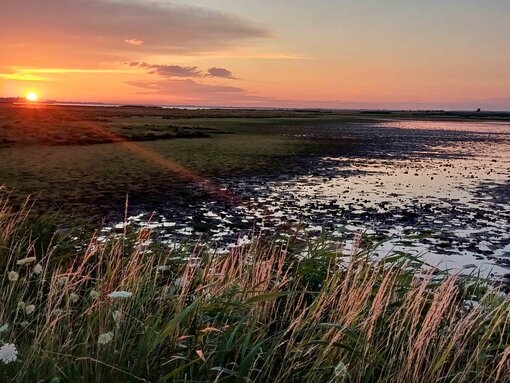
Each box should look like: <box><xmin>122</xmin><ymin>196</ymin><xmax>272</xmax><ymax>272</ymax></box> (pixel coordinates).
<box><xmin>1</xmin><ymin>0</ymin><xmax>509</xmax><ymax>109</ymax></box>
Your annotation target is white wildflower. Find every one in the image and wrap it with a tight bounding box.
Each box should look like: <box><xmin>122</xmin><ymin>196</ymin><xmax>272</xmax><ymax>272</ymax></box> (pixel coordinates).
<box><xmin>112</xmin><ymin>310</ymin><xmax>122</xmax><ymax>324</ymax></box>
<box><xmin>0</xmin><ymin>324</ymin><xmax>8</xmax><ymax>334</ymax></box>
<box><xmin>8</xmin><ymin>271</ymin><xmax>19</xmax><ymax>282</ymax></box>
<box><xmin>97</xmin><ymin>332</ymin><xmax>114</xmax><ymax>345</ymax></box>
<box><xmin>25</xmin><ymin>304</ymin><xmax>36</xmax><ymax>315</ymax></box>
<box><xmin>20</xmin><ymin>321</ymin><xmax>29</xmax><ymax>327</ymax></box>
<box><xmin>16</xmin><ymin>257</ymin><xmax>36</xmax><ymax>266</ymax></box>
<box><xmin>58</xmin><ymin>276</ymin><xmax>68</xmax><ymax>286</ymax></box>
<box><xmin>107</xmin><ymin>291</ymin><xmax>132</xmax><ymax>299</ymax></box>
<box><xmin>17</xmin><ymin>301</ymin><xmax>25</xmax><ymax>311</ymax></box>
<box><xmin>334</xmin><ymin>361</ymin><xmax>350</xmax><ymax>379</ymax></box>
<box><xmin>33</xmin><ymin>264</ymin><xmax>43</xmax><ymax>275</ymax></box>
<box><xmin>90</xmin><ymin>290</ymin><xmax>100</xmax><ymax>299</ymax></box>
<box><xmin>70</xmin><ymin>293</ymin><xmax>79</xmax><ymax>303</ymax></box>
<box><xmin>0</xmin><ymin>343</ymin><xmax>18</xmax><ymax>364</ymax></box>
<box><xmin>52</xmin><ymin>309</ymin><xmax>64</xmax><ymax>316</ymax></box>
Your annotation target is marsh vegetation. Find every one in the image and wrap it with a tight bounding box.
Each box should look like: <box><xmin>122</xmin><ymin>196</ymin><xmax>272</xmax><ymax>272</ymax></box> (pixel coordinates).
<box><xmin>0</xmin><ymin>198</ymin><xmax>509</xmax><ymax>382</ymax></box>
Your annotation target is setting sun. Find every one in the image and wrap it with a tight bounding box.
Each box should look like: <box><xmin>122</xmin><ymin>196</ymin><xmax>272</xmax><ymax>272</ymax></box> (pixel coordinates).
<box><xmin>26</xmin><ymin>92</ymin><xmax>39</xmax><ymax>101</ymax></box>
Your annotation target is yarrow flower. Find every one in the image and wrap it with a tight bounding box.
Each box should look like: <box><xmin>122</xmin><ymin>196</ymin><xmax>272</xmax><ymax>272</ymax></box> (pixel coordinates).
<box><xmin>8</xmin><ymin>271</ymin><xmax>19</xmax><ymax>282</ymax></box>
<box><xmin>0</xmin><ymin>343</ymin><xmax>18</xmax><ymax>364</ymax></box>
<box><xmin>33</xmin><ymin>264</ymin><xmax>43</xmax><ymax>275</ymax></box>
<box><xmin>16</xmin><ymin>257</ymin><xmax>36</xmax><ymax>266</ymax></box>
<box><xmin>25</xmin><ymin>304</ymin><xmax>36</xmax><ymax>315</ymax></box>
<box><xmin>98</xmin><ymin>332</ymin><xmax>114</xmax><ymax>345</ymax></box>
<box><xmin>107</xmin><ymin>291</ymin><xmax>132</xmax><ymax>299</ymax></box>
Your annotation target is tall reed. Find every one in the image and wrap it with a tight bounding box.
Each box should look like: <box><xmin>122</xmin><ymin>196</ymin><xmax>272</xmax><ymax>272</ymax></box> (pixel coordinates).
<box><xmin>0</xmin><ymin>198</ymin><xmax>509</xmax><ymax>382</ymax></box>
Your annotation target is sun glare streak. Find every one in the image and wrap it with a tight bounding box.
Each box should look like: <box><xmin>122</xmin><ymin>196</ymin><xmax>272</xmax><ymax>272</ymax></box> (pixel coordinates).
<box><xmin>54</xmin><ymin>107</ymin><xmax>240</xmax><ymax>204</ymax></box>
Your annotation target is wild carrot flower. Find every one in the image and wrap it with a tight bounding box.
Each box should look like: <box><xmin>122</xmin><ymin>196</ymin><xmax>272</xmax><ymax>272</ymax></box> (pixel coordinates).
<box><xmin>8</xmin><ymin>271</ymin><xmax>19</xmax><ymax>282</ymax></box>
<box><xmin>334</xmin><ymin>361</ymin><xmax>349</xmax><ymax>378</ymax></box>
<box><xmin>25</xmin><ymin>304</ymin><xmax>35</xmax><ymax>315</ymax></box>
<box><xmin>90</xmin><ymin>290</ymin><xmax>100</xmax><ymax>299</ymax></box>
<box><xmin>112</xmin><ymin>310</ymin><xmax>122</xmax><ymax>324</ymax></box>
<box><xmin>52</xmin><ymin>309</ymin><xmax>64</xmax><ymax>316</ymax></box>
<box><xmin>0</xmin><ymin>343</ymin><xmax>18</xmax><ymax>364</ymax></box>
<box><xmin>107</xmin><ymin>291</ymin><xmax>132</xmax><ymax>299</ymax></box>
<box><xmin>16</xmin><ymin>257</ymin><xmax>36</xmax><ymax>266</ymax></box>
<box><xmin>98</xmin><ymin>332</ymin><xmax>114</xmax><ymax>345</ymax></box>
<box><xmin>33</xmin><ymin>264</ymin><xmax>43</xmax><ymax>275</ymax></box>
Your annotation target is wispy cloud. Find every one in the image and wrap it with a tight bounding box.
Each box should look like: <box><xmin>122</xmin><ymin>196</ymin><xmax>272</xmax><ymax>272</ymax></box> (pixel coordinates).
<box><xmin>207</xmin><ymin>67</ymin><xmax>236</xmax><ymax>79</ymax></box>
<box><xmin>128</xmin><ymin>62</ymin><xmax>237</xmax><ymax>80</ymax></box>
<box><xmin>125</xmin><ymin>61</ymin><xmax>248</xmax><ymax>104</ymax></box>
<box><xmin>0</xmin><ymin>66</ymin><xmax>136</xmax><ymax>82</ymax></box>
<box><xmin>0</xmin><ymin>72</ymin><xmax>49</xmax><ymax>81</ymax></box>
<box><xmin>126</xmin><ymin>78</ymin><xmax>265</xmax><ymax>104</ymax></box>
<box><xmin>13</xmin><ymin>67</ymin><xmax>134</xmax><ymax>74</ymax></box>
<box><xmin>124</xmin><ymin>38</ymin><xmax>144</xmax><ymax>46</ymax></box>
<box><xmin>129</xmin><ymin>62</ymin><xmax>202</xmax><ymax>78</ymax></box>
<box><xmin>0</xmin><ymin>0</ymin><xmax>270</xmax><ymax>58</ymax></box>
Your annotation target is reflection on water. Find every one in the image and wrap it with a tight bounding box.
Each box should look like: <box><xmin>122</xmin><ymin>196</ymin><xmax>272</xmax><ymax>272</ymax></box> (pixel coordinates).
<box><xmin>105</xmin><ymin>120</ymin><xmax>510</xmax><ymax>278</ymax></box>
<box><xmin>377</xmin><ymin>119</ymin><xmax>510</xmax><ymax>133</ymax></box>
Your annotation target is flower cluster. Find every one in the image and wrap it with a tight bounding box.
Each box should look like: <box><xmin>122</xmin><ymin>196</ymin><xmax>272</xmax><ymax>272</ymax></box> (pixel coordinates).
<box><xmin>8</xmin><ymin>271</ymin><xmax>19</xmax><ymax>282</ymax></box>
<box><xmin>97</xmin><ymin>332</ymin><xmax>114</xmax><ymax>345</ymax></box>
<box><xmin>107</xmin><ymin>291</ymin><xmax>132</xmax><ymax>299</ymax></box>
<box><xmin>0</xmin><ymin>343</ymin><xmax>18</xmax><ymax>364</ymax></box>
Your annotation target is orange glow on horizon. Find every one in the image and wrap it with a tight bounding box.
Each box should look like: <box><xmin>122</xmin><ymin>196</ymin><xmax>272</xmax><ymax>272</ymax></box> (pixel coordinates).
<box><xmin>1</xmin><ymin>1</ymin><xmax>509</xmax><ymax>110</ymax></box>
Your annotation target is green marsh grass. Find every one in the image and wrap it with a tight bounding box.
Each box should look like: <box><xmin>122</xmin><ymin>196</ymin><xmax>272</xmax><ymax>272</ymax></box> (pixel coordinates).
<box><xmin>0</xmin><ymin>198</ymin><xmax>509</xmax><ymax>382</ymax></box>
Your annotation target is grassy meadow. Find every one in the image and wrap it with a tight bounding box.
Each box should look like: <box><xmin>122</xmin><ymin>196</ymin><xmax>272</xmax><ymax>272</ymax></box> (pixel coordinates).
<box><xmin>0</xmin><ymin>197</ymin><xmax>510</xmax><ymax>382</ymax></box>
<box><xmin>0</xmin><ymin>105</ymin><xmax>353</xmax><ymax>219</ymax></box>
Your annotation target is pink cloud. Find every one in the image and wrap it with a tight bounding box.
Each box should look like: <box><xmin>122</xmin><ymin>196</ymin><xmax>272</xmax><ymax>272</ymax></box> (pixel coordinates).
<box><xmin>124</xmin><ymin>38</ymin><xmax>144</xmax><ymax>46</ymax></box>
<box><xmin>0</xmin><ymin>0</ymin><xmax>269</xmax><ymax>57</ymax></box>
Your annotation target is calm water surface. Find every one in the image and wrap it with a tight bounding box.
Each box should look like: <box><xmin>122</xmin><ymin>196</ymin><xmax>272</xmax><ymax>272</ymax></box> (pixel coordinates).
<box><xmin>109</xmin><ymin>120</ymin><xmax>510</xmax><ymax>277</ymax></box>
